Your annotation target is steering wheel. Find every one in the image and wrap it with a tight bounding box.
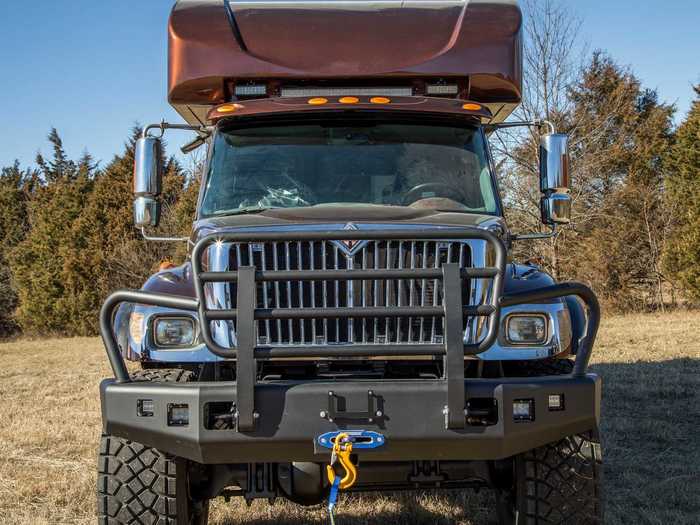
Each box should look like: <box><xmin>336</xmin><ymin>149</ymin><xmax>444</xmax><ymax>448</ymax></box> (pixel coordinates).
<box><xmin>401</xmin><ymin>182</ymin><xmax>466</xmax><ymax>206</ymax></box>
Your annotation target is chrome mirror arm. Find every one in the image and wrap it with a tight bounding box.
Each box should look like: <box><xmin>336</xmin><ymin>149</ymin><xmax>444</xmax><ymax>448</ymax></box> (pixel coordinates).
<box><xmin>142</xmin><ymin>120</ymin><xmax>212</xmax><ymax>139</ymax></box>
<box><xmin>485</xmin><ymin>120</ymin><xmax>555</xmax><ymax>134</ymax></box>
<box><xmin>140</xmin><ymin>227</ymin><xmax>190</xmax><ymax>243</ymax></box>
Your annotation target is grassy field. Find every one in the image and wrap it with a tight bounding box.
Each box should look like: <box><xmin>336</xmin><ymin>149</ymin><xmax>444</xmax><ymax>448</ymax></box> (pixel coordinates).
<box><xmin>0</xmin><ymin>312</ymin><xmax>698</xmax><ymax>524</ymax></box>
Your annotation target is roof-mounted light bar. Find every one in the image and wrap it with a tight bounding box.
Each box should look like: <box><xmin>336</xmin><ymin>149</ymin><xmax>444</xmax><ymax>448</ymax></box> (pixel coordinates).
<box><xmin>234</xmin><ymin>84</ymin><xmax>267</xmax><ymax>96</ymax></box>
<box><xmin>280</xmin><ymin>86</ymin><xmax>413</xmax><ymax>98</ymax></box>
<box><xmin>426</xmin><ymin>84</ymin><xmax>459</xmax><ymax>95</ymax></box>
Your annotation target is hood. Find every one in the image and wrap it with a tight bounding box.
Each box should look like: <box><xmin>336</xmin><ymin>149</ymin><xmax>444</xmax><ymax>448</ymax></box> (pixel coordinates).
<box><xmin>193</xmin><ymin>205</ymin><xmax>505</xmax><ymax>241</ymax></box>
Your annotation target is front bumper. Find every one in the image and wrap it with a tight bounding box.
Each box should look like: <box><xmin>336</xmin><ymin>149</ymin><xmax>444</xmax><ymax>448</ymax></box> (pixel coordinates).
<box><xmin>101</xmin><ymin>374</ymin><xmax>601</xmax><ymax>464</ymax></box>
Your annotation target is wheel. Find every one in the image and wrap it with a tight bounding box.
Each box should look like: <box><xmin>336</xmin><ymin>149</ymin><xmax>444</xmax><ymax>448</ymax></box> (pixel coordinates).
<box><xmin>97</xmin><ymin>369</ymin><xmax>209</xmax><ymax>524</ymax></box>
<box><xmin>495</xmin><ymin>431</ymin><xmax>603</xmax><ymax>524</ymax></box>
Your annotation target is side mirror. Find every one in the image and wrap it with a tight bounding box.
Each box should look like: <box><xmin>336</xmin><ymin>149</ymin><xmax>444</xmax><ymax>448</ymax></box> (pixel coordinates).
<box><xmin>540</xmin><ymin>193</ymin><xmax>571</xmax><ymax>225</ymax></box>
<box><xmin>133</xmin><ymin>196</ymin><xmax>161</xmax><ymax>227</ymax></box>
<box><xmin>133</xmin><ymin>136</ymin><xmax>163</xmax><ymax>227</ymax></box>
<box><xmin>539</xmin><ymin>133</ymin><xmax>571</xmax><ymax>225</ymax></box>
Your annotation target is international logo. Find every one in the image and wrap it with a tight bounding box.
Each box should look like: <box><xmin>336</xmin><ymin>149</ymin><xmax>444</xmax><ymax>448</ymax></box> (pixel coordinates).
<box><xmin>331</xmin><ymin>223</ymin><xmax>368</xmax><ymax>258</ymax></box>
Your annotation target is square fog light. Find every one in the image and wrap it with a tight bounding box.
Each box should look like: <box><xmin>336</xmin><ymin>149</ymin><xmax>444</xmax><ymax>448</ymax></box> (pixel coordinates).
<box><xmin>548</xmin><ymin>394</ymin><xmax>565</xmax><ymax>411</ymax></box>
<box><xmin>513</xmin><ymin>399</ymin><xmax>535</xmax><ymax>422</ymax></box>
<box><xmin>167</xmin><ymin>404</ymin><xmax>190</xmax><ymax>426</ymax></box>
<box><xmin>137</xmin><ymin>399</ymin><xmax>154</xmax><ymax>417</ymax></box>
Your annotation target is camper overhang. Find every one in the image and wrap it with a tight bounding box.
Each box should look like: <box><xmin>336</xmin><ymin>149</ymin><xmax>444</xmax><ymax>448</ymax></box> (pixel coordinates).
<box><xmin>168</xmin><ymin>0</ymin><xmax>523</xmax><ymax>125</ymax></box>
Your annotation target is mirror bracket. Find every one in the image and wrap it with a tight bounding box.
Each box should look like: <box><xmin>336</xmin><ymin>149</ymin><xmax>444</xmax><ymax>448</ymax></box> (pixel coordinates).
<box><xmin>142</xmin><ymin>120</ymin><xmax>212</xmax><ymax>139</ymax></box>
<box><xmin>140</xmin><ymin>227</ymin><xmax>190</xmax><ymax>243</ymax></box>
<box><xmin>485</xmin><ymin>119</ymin><xmax>555</xmax><ymax>134</ymax></box>
<box><xmin>512</xmin><ymin>225</ymin><xmax>557</xmax><ymax>242</ymax></box>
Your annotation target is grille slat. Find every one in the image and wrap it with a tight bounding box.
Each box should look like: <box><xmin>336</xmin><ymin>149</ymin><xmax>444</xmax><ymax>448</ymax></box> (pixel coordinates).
<box><xmin>226</xmin><ymin>238</ymin><xmax>473</xmax><ymax>346</ymax></box>
<box><xmin>310</xmin><ymin>241</ymin><xmax>317</xmax><ymax>343</ymax></box>
<box><xmin>273</xmin><ymin>242</ymin><xmax>282</xmax><ymax>343</ymax></box>
<box><xmin>333</xmin><ymin>245</ymin><xmax>340</xmax><ymax>343</ymax></box>
<box><xmin>322</xmin><ymin>242</ymin><xmax>328</xmax><ymax>343</ymax></box>
<box><xmin>361</xmin><ymin>247</ymin><xmax>367</xmax><ymax>344</ymax></box>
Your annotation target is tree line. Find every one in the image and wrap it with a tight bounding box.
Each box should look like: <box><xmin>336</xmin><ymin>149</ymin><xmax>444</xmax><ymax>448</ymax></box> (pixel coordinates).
<box><xmin>0</xmin><ymin>129</ymin><xmax>199</xmax><ymax>336</ymax></box>
<box><xmin>0</xmin><ymin>2</ymin><xmax>698</xmax><ymax>338</ymax></box>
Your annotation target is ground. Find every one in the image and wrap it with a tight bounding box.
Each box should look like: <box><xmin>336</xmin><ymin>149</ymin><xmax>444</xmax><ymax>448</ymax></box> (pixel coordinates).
<box><xmin>0</xmin><ymin>312</ymin><xmax>698</xmax><ymax>524</ymax></box>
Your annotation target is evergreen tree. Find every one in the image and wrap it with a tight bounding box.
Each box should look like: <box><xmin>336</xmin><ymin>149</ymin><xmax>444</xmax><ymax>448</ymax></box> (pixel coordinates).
<box><xmin>663</xmin><ymin>85</ymin><xmax>700</xmax><ymax>301</ymax></box>
<box><xmin>9</xmin><ymin>130</ymin><xmax>95</xmax><ymax>334</ymax></box>
<box><xmin>63</xmin><ymin>129</ymin><xmax>189</xmax><ymax>334</ymax></box>
<box><xmin>0</xmin><ymin>162</ymin><xmax>32</xmax><ymax>336</ymax></box>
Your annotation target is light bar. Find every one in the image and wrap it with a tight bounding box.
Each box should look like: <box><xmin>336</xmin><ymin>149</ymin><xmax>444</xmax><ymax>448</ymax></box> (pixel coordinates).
<box><xmin>281</xmin><ymin>86</ymin><xmax>413</xmax><ymax>98</ymax></box>
<box><xmin>426</xmin><ymin>84</ymin><xmax>459</xmax><ymax>95</ymax></box>
<box><xmin>234</xmin><ymin>84</ymin><xmax>267</xmax><ymax>96</ymax></box>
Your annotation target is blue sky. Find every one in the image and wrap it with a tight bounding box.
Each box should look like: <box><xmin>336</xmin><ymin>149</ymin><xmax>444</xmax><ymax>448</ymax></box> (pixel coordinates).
<box><xmin>0</xmin><ymin>0</ymin><xmax>698</xmax><ymax>170</ymax></box>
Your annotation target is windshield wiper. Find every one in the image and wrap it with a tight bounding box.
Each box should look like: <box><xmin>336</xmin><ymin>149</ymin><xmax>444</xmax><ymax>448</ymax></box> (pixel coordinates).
<box><xmin>210</xmin><ymin>206</ymin><xmax>272</xmax><ymax>216</ymax></box>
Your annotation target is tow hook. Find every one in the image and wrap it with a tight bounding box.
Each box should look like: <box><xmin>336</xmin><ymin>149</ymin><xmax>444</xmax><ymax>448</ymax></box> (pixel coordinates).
<box><xmin>317</xmin><ymin>430</ymin><xmax>386</xmax><ymax>524</ymax></box>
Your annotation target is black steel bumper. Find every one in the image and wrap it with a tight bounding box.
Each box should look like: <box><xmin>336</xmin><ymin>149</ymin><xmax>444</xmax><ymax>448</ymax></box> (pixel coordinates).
<box><xmin>101</xmin><ymin>374</ymin><xmax>601</xmax><ymax>464</ymax></box>
<box><xmin>99</xmin><ymin>228</ymin><xmax>602</xmax><ymax>465</ymax></box>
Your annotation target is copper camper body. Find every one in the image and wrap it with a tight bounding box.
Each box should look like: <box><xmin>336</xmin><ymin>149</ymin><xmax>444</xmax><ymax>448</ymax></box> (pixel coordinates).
<box><xmin>168</xmin><ymin>0</ymin><xmax>523</xmax><ymax>125</ymax></box>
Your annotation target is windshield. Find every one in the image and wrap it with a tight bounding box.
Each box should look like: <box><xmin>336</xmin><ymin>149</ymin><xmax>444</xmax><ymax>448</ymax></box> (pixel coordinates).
<box><xmin>200</xmin><ymin>120</ymin><xmax>499</xmax><ymax>217</ymax></box>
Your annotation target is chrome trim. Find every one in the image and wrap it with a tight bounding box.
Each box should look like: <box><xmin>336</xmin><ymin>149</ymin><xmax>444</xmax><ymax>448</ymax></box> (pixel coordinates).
<box><xmin>119</xmin><ymin>223</ymin><xmax>571</xmax><ymax>363</ymax></box>
<box><xmin>208</xmin><ymin>241</ymin><xmax>236</xmax><ymax>349</ymax></box>
<box><xmin>139</xmin><ymin>226</ymin><xmax>189</xmax><ymax>243</ymax></box>
<box><xmin>477</xmin><ymin>302</ymin><xmax>571</xmax><ymax>361</ymax></box>
<box><xmin>123</xmin><ymin>305</ymin><xmax>217</xmax><ymax>363</ymax></box>
<box><xmin>133</xmin><ymin>137</ymin><xmax>162</xmax><ymax>196</ymax></box>
<box><xmin>539</xmin><ymin>133</ymin><xmax>570</xmax><ymax>192</ymax></box>
<box><xmin>541</xmin><ymin>193</ymin><xmax>572</xmax><ymax>225</ymax></box>
<box><xmin>122</xmin><ymin>299</ymin><xmax>571</xmax><ymax>363</ymax></box>
<box><xmin>133</xmin><ymin>198</ymin><xmax>160</xmax><ymax>228</ymax></box>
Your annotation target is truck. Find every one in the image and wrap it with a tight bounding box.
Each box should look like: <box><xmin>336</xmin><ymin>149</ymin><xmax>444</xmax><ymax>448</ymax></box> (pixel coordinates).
<box><xmin>97</xmin><ymin>1</ymin><xmax>603</xmax><ymax>523</ymax></box>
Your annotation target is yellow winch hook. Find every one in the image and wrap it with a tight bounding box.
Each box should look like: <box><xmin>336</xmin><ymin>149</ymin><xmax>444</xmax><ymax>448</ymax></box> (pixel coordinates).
<box><xmin>326</xmin><ymin>433</ymin><xmax>357</xmax><ymax>490</ymax></box>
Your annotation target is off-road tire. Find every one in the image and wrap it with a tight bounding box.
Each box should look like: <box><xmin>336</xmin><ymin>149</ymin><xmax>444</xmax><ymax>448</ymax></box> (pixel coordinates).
<box><xmin>495</xmin><ymin>360</ymin><xmax>602</xmax><ymax>523</ymax></box>
<box><xmin>502</xmin><ymin>431</ymin><xmax>603</xmax><ymax>524</ymax></box>
<box><xmin>97</xmin><ymin>369</ymin><xmax>209</xmax><ymax>525</ymax></box>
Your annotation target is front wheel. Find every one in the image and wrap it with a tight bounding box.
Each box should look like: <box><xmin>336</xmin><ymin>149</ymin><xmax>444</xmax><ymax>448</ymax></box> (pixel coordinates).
<box><xmin>495</xmin><ymin>431</ymin><xmax>603</xmax><ymax>524</ymax></box>
<box><xmin>97</xmin><ymin>369</ymin><xmax>209</xmax><ymax>524</ymax></box>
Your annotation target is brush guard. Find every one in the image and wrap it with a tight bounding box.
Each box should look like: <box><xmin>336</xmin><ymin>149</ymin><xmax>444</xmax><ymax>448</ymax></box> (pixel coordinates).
<box><xmin>100</xmin><ymin>228</ymin><xmax>600</xmax><ymax>435</ymax></box>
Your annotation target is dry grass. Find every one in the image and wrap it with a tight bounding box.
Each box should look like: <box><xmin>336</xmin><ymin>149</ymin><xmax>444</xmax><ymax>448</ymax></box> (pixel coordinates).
<box><xmin>0</xmin><ymin>311</ymin><xmax>698</xmax><ymax>524</ymax></box>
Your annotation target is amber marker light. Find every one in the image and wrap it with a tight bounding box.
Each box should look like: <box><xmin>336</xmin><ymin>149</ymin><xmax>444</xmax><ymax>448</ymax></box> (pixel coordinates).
<box><xmin>216</xmin><ymin>104</ymin><xmax>243</xmax><ymax>113</ymax></box>
<box><xmin>308</xmin><ymin>97</ymin><xmax>328</xmax><ymax>105</ymax></box>
<box><xmin>462</xmin><ymin>103</ymin><xmax>483</xmax><ymax>111</ymax></box>
<box><xmin>339</xmin><ymin>96</ymin><xmax>359</xmax><ymax>104</ymax></box>
<box><xmin>370</xmin><ymin>97</ymin><xmax>391</xmax><ymax>104</ymax></box>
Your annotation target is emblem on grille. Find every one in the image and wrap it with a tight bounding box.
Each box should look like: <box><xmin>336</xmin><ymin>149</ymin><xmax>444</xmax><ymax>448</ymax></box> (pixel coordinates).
<box><xmin>332</xmin><ymin>223</ymin><xmax>368</xmax><ymax>258</ymax></box>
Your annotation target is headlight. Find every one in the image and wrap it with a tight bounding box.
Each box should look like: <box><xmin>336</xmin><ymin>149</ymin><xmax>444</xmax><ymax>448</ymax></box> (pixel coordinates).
<box><xmin>505</xmin><ymin>314</ymin><xmax>547</xmax><ymax>345</ymax></box>
<box><xmin>154</xmin><ymin>317</ymin><xmax>196</xmax><ymax>348</ymax></box>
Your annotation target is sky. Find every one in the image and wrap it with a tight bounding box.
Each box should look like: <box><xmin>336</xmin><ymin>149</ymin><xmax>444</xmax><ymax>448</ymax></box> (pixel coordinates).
<box><xmin>0</xmin><ymin>0</ymin><xmax>698</xmax><ymax>170</ymax></box>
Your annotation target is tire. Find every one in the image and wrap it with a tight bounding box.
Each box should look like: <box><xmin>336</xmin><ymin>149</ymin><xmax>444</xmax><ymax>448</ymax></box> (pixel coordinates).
<box><xmin>495</xmin><ymin>360</ymin><xmax>603</xmax><ymax>523</ymax></box>
<box><xmin>97</xmin><ymin>369</ymin><xmax>209</xmax><ymax>525</ymax></box>
<box><xmin>496</xmin><ymin>431</ymin><xmax>603</xmax><ymax>524</ymax></box>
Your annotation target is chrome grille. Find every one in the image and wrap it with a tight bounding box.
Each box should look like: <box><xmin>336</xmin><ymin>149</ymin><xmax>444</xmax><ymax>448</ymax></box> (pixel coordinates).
<box><xmin>210</xmin><ymin>240</ymin><xmax>472</xmax><ymax>346</ymax></box>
